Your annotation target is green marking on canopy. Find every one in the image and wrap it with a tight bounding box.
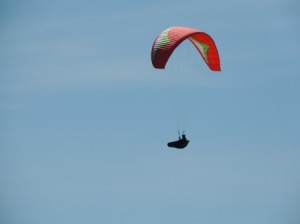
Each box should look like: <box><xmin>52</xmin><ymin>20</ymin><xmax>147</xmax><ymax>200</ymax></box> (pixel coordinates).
<box><xmin>153</xmin><ymin>28</ymin><xmax>172</xmax><ymax>55</ymax></box>
<box><xmin>190</xmin><ymin>38</ymin><xmax>210</xmax><ymax>62</ymax></box>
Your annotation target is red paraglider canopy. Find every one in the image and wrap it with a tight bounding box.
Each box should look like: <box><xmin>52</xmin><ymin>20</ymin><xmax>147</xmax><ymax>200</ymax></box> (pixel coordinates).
<box><xmin>151</xmin><ymin>26</ymin><xmax>221</xmax><ymax>71</ymax></box>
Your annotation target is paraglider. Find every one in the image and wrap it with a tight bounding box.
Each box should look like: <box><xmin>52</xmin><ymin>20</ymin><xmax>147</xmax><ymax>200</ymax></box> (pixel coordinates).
<box><xmin>167</xmin><ymin>132</ymin><xmax>189</xmax><ymax>149</ymax></box>
<box><xmin>151</xmin><ymin>26</ymin><xmax>221</xmax><ymax>149</ymax></box>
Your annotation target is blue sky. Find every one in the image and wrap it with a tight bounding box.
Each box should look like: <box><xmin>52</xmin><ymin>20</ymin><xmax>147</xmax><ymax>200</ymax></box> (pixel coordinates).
<box><xmin>1</xmin><ymin>0</ymin><xmax>300</xmax><ymax>224</ymax></box>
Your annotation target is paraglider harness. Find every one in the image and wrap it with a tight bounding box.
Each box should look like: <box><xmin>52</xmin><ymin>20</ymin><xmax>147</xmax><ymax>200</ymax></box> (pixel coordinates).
<box><xmin>167</xmin><ymin>131</ymin><xmax>189</xmax><ymax>149</ymax></box>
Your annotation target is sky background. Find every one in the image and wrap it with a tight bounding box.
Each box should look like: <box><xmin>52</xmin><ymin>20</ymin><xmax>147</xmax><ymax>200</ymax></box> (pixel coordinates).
<box><xmin>1</xmin><ymin>0</ymin><xmax>300</xmax><ymax>224</ymax></box>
